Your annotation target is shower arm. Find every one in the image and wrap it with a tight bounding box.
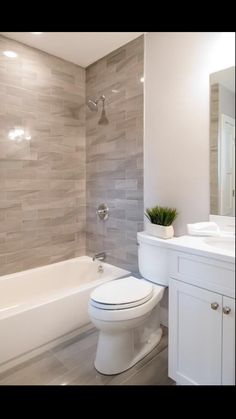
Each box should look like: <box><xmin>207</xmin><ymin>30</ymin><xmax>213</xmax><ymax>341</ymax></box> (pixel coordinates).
<box><xmin>96</xmin><ymin>95</ymin><xmax>106</xmax><ymax>105</ymax></box>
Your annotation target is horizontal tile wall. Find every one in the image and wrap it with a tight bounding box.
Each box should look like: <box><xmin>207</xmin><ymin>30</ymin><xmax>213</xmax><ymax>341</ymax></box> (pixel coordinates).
<box><xmin>0</xmin><ymin>36</ymin><xmax>86</xmax><ymax>275</ymax></box>
<box><xmin>86</xmin><ymin>36</ymin><xmax>144</xmax><ymax>273</ymax></box>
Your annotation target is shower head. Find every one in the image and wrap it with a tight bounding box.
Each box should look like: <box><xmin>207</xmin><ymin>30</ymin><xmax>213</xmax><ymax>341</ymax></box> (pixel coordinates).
<box><xmin>98</xmin><ymin>108</ymin><xmax>109</xmax><ymax>125</ymax></box>
<box><xmin>87</xmin><ymin>95</ymin><xmax>109</xmax><ymax>125</ymax></box>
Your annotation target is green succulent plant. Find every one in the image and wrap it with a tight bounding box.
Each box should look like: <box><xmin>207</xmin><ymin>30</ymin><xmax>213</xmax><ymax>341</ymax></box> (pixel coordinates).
<box><xmin>145</xmin><ymin>205</ymin><xmax>178</xmax><ymax>226</ymax></box>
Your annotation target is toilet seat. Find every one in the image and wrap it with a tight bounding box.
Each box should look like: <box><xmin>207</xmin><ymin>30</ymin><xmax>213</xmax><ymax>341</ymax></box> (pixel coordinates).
<box><xmin>89</xmin><ymin>284</ymin><xmax>165</xmax><ymax>323</ymax></box>
<box><xmin>90</xmin><ymin>276</ymin><xmax>153</xmax><ymax>310</ymax></box>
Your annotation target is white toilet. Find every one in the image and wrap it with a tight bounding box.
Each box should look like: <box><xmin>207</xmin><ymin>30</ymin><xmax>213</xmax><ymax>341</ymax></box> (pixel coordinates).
<box><xmin>88</xmin><ymin>232</ymin><xmax>169</xmax><ymax>375</ymax></box>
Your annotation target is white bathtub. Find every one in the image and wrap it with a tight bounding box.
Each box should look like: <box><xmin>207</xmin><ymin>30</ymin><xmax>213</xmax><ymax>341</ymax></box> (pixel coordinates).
<box><xmin>0</xmin><ymin>256</ymin><xmax>129</xmax><ymax>371</ymax></box>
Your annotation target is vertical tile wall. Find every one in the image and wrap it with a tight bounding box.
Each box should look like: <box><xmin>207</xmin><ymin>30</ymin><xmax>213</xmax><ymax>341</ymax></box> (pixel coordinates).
<box><xmin>86</xmin><ymin>36</ymin><xmax>144</xmax><ymax>273</ymax></box>
<box><xmin>0</xmin><ymin>36</ymin><xmax>86</xmax><ymax>275</ymax></box>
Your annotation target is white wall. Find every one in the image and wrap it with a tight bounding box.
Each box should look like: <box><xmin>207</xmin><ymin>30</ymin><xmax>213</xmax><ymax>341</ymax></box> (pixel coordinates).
<box><xmin>144</xmin><ymin>32</ymin><xmax>235</xmax><ymax>236</ymax></box>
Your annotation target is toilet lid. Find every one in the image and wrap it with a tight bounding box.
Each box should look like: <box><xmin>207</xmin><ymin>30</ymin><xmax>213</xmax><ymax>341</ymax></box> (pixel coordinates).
<box><xmin>90</xmin><ymin>276</ymin><xmax>153</xmax><ymax>310</ymax></box>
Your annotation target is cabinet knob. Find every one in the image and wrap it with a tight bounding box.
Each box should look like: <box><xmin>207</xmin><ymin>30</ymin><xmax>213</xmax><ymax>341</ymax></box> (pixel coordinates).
<box><xmin>223</xmin><ymin>306</ymin><xmax>231</xmax><ymax>315</ymax></box>
<box><xmin>211</xmin><ymin>302</ymin><xmax>219</xmax><ymax>310</ymax></box>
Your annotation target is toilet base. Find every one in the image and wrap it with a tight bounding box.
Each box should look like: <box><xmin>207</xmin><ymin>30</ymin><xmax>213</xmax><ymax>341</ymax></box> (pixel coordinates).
<box><xmin>94</xmin><ymin>323</ymin><xmax>163</xmax><ymax>375</ymax></box>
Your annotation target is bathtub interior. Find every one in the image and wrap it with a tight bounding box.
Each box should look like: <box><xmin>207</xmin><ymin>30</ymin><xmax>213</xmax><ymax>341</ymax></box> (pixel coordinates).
<box><xmin>0</xmin><ymin>256</ymin><xmax>130</xmax><ymax>316</ymax></box>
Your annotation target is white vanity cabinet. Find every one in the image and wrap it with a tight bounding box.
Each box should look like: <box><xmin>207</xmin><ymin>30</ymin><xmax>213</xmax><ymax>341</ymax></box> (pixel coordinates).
<box><xmin>168</xmin><ymin>248</ymin><xmax>235</xmax><ymax>385</ymax></box>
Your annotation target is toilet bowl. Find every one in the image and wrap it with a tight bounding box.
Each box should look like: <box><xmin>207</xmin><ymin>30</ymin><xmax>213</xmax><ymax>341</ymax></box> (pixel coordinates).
<box><xmin>88</xmin><ymin>232</ymin><xmax>169</xmax><ymax>375</ymax></box>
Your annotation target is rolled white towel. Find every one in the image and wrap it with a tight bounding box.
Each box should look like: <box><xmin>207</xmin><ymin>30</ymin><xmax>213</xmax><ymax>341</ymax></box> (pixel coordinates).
<box><xmin>187</xmin><ymin>222</ymin><xmax>220</xmax><ymax>236</ymax></box>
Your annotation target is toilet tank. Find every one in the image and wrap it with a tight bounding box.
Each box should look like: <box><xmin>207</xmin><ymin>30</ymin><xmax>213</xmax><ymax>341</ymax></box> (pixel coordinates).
<box><xmin>137</xmin><ymin>231</ymin><xmax>169</xmax><ymax>286</ymax></box>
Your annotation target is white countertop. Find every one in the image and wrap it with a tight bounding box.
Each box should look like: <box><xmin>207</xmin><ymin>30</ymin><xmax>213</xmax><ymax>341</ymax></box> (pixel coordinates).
<box><xmin>167</xmin><ymin>235</ymin><xmax>235</xmax><ymax>264</ymax></box>
<box><xmin>138</xmin><ymin>231</ymin><xmax>235</xmax><ymax>264</ymax></box>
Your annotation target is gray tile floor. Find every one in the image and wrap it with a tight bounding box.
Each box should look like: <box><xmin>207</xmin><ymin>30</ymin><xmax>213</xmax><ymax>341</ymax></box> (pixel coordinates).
<box><xmin>0</xmin><ymin>325</ymin><xmax>175</xmax><ymax>385</ymax></box>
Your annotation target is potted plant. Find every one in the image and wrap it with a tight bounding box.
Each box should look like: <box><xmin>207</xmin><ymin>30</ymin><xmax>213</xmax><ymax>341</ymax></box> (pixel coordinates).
<box><xmin>145</xmin><ymin>205</ymin><xmax>178</xmax><ymax>239</ymax></box>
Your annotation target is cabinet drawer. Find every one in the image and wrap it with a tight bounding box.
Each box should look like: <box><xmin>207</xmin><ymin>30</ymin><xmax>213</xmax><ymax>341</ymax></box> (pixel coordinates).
<box><xmin>169</xmin><ymin>250</ymin><xmax>235</xmax><ymax>298</ymax></box>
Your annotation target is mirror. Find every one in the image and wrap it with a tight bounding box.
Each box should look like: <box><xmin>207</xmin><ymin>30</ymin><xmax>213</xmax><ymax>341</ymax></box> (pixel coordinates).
<box><xmin>210</xmin><ymin>66</ymin><xmax>235</xmax><ymax>216</ymax></box>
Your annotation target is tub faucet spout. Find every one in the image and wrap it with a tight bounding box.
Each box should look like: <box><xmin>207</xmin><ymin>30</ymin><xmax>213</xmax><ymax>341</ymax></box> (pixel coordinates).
<box><xmin>92</xmin><ymin>252</ymin><xmax>106</xmax><ymax>262</ymax></box>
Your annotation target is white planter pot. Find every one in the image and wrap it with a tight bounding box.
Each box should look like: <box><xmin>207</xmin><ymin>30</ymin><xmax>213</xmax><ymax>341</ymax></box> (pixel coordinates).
<box><xmin>146</xmin><ymin>223</ymin><xmax>174</xmax><ymax>239</ymax></box>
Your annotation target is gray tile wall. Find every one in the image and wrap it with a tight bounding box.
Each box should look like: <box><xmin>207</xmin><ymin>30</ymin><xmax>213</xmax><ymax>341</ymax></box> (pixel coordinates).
<box><xmin>86</xmin><ymin>36</ymin><xmax>144</xmax><ymax>273</ymax></box>
<box><xmin>0</xmin><ymin>35</ymin><xmax>144</xmax><ymax>276</ymax></box>
<box><xmin>0</xmin><ymin>36</ymin><xmax>86</xmax><ymax>275</ymax></box>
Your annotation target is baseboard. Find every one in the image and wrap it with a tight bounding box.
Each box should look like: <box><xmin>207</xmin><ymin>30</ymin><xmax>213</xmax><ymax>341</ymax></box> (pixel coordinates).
<box><xmin>0</xmin><ymin>323</ymin><xmax>94</xmax><ymax>375</ymax></box>
<box><xmin>160</xmin><ymin>306</ymin><xmax>168</xmax><ymax>327</ymax></box>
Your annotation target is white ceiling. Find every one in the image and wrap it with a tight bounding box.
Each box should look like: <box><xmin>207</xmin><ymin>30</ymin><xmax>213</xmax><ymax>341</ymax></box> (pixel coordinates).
<box><xmin>0</xmin><ymin>32</ymin><xmax>144</xmax><ymax>67</ymax></box>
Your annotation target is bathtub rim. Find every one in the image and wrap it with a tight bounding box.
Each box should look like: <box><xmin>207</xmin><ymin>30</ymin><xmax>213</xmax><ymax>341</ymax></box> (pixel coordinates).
<box><xmin>0</xmin><ymin>255</ymin><xmax>128</xmax><ymax>282</ymax></box>
<box><xmin>0</xmin><ymin>256</ymin><xmax>130</xmax><ymax>319</ymax></box>
<box><xmin>0</xmin><ymin>275</ymin><xmax>130</xmax><ymax>320</ymax></box>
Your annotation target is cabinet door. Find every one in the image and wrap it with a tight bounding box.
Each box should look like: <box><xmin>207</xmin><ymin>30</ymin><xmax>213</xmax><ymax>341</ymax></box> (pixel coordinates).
<box><xmin>169</xmin><ymin>278</ymin><xmax>222</xmax><ymax>385</ymax></box>
<box><xmin>222</xmin><ymin>296</ymin><xmax>235</xmax><ymax>385</ymax></box>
